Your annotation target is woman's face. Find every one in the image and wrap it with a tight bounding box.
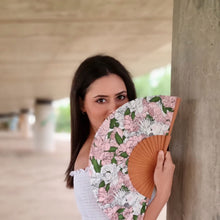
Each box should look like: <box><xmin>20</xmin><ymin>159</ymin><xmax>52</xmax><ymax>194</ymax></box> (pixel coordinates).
<box><xmin>81</xmin><ymin>74</ymin><xmax>129</xmax><ymax>133</ymax></box>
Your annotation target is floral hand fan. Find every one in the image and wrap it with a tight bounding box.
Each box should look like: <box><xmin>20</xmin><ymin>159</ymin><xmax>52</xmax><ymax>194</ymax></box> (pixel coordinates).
<box><xmin>88</xmin><ymin>95</ymin><xmax>180</xmax><ymax>220</ymax></box>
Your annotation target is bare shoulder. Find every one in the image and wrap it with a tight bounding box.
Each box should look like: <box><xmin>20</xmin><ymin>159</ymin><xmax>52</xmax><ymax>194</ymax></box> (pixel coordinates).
<box><xmin>74</xmin><ymin>141</ymin><xmax>91</xmax><ymax>171</ymax></box>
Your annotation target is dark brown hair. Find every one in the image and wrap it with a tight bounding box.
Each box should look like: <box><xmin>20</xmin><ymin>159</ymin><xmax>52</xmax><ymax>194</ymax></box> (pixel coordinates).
<box><xmin>65</xmin><ymin>54</ymin><xmax>136</xmax><ymax>188</ymax></box>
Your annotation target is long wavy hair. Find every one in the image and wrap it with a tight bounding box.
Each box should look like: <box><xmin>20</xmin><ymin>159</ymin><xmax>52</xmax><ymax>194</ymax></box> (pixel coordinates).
<box><xmin>65</xmin><ymin>55</ymin><xmax>136</xmax><ymax>188</ymax></box>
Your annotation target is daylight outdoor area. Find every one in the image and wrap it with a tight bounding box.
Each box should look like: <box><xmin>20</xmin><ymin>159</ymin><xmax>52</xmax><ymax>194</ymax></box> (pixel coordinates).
<box><xmin>0</xmin><ymin>1</ymin><xmax>175</xmax><ymax>219</ymax></box>
<box><xmin>0</xmin><ymin>64</ymin><xmax>171</xmax><ymax>220</ymax></box>
<box><xmin>1</xmin><ymin>0</ymin><xmax>219</xmax><ymax>219</ymax></box>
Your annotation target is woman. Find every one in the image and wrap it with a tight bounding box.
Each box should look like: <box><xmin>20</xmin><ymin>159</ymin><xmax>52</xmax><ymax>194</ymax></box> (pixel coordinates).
<box><xmin>65</xmin><ymin>55</ymin><xmax>175</xmax><ymax>220</ymax></box>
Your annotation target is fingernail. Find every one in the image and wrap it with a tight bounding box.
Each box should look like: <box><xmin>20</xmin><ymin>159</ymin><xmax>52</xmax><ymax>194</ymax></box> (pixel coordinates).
<box><xmin>159</xmin><ymin>150</ymin><xmax>163</xmax><ymax>156</ymax></box>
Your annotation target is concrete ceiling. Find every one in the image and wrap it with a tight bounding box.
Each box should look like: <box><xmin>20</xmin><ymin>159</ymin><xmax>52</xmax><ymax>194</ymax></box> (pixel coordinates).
<box><xmin>0</xmin><ymin>0</ymin><xmax>173</xmax><ymax>114</ymax></box>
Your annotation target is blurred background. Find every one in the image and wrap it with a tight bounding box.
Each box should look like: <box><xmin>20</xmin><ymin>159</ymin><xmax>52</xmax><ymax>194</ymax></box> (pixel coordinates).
<box><xmin>0</xmin><ymin>0</ymin><xmax>173</xmax><ymax>219</ymax></box>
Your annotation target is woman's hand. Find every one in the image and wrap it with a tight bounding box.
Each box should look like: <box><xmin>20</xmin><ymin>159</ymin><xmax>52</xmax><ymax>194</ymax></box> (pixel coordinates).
<box><xmin>143</xmin><ymin>150</ymin><xmax>175</xmax><ymax>220</ymax></box>
<box><xmin>153</xmin><ymin>150</ymin><xmax>175</xmax><ymax>203</ymax></box>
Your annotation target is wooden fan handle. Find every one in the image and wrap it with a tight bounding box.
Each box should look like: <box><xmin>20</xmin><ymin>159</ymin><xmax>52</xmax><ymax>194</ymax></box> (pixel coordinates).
<box><xmin>163</xmin><ymin>134</ymin><xmax>171</xmax><ymax>154</ymax></box>
<box><xmin>163</xmin><ymin>97</ymin><xmax>181</xmax><ymax>154</ymax></box>
<box><xmin>167</xmin><ymin>97</ymin><xmax>181</xmax><ymax>136</ymax></box>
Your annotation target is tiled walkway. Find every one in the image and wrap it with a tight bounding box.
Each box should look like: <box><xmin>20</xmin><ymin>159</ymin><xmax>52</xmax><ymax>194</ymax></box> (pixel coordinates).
<box><xmin>0</xmin><ymin>132</ymin><xmax>166</xmax><ymax>220</ymax></box>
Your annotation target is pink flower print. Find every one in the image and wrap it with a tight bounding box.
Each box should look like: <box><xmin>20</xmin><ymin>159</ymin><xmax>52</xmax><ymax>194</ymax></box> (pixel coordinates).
<box><xmin>91</xmin><ymin>139</ymin><xmax>106</xmax><ymax>159</ymax></box>
<box><xmin>124</xmin><ymin>115</ymin><xmax>133</xmax><ymax>130</ymax></box>
<box><xmin>123</xmin><ymin>173</ymin><xmax>132</xmax><ymax>188</ymax></box>
<box><xmin>147</xmin><ymin>102</ymin><xmax>166</xmax><ymax>123</ymax></box>
<box><xmin>97</xmin><ymin>120</ymin><xmax>110</xmax><ymax>137</ymax></box>
<box><xmin>165</xmin><ymin>111</ymin><xmax>173</xmax><ymax>125</ymax></box>
<box><xmin>110</xmin><ymin>127</ymin><xmax>124</xmax><ymax>140</ymax></box>
<box><xmin>116</xmin><ymin>142</ymin><xmax>132</xmax><ymax>156</ymax></box>
<box><xmin>138</xmin><ymin>215</ymin><xmax>144</xmax><ymax>220</ymax></box>
<box><xmin>101</xmin><ymin>159</ymin><xmax>112</xmax><ymax>166</ymax></box>
<box><xmin>117</xmin><ymin>172</ymin><xmax>132</xmax><ymax>190</ymax></box>
<box><xmin>125</xmin><ymin>135</ymin><xmax>143</xmax><ymax>151</ymax></box>
<box><xmin>98</xmin><ymin>187</ymin><xmax>114</xmax><ymax>205</ymax></box>
<box><xmin>154</xmin><ymin>112</ymin><xmax>166</xmax><ymax>123</ymax></box>
<box><xmin>98</xmin><ymin>187</ymin><xmax>108</xmax><ymax>203</ymax></box>
<box><xmin>105</xmin><ymin>206</ymin><xmax>120</xmax><ymax>220</ymax></box>
<box><xmin>101</xmin><ymin>152</ymin><xmax>114</xmax><ymax>166</ymax></box>
<box><xmin>142</xmin><ymin>98</ymin><xmax>148</xmax><ymax>106</ymax></box>
<box><xmin>123</xmin><ymin>207</ymin><xmax>133</xmax><ymax>219</ymax></box>
<box><xmin>115</xmin><ymin>154</ymin><xmax>127</xmax><ymax>165</ymax></box>
<box><xmin>147</xmin><ymin>102</ymin><xmax>159</xmax><ymax>115</ymax></box>
<box><xmin>161</xmin><ymin>96</ymin><xmax>176</xmax><ymax>109</ymax></box>
<box><xmin>102</xmin><ymin>142</ymin><xmax>113</xmax><ymax>152</ymax></box>
<box><xmin>124</xmin><ymin>115</ymin><xmax>139</xmax><ymax>132</ymax></box>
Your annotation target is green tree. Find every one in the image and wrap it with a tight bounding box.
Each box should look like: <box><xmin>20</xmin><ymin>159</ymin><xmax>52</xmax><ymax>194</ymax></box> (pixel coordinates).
<box><xmin>55</xmin><ymin>105</ymin><xmax>70</xmax><ymax>132</ymax></box>
<box><xmin>133</xmin><ymin>65</ymin><xmax>171</xmax><ymax>97</ymax></box>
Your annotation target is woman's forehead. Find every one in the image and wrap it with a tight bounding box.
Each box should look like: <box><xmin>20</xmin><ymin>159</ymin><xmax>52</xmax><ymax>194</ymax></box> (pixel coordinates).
<box><xmin>86</xmin><ymin>74</ymin><xmax>127</xmax><ymax>96</ymax></box>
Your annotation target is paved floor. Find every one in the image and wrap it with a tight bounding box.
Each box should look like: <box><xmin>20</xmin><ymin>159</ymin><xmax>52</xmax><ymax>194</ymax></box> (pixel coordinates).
<box><xmin>0</xmin><ymin>131</ymin><xmax>166</xmax><ymax>220</ymax></box>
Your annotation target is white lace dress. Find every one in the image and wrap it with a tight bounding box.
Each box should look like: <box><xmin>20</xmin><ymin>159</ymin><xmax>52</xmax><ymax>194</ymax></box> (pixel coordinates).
<box><xmin>70</xmin><ymin>167</ymin><xmax>109</xmax><ymax>220</ymax></box>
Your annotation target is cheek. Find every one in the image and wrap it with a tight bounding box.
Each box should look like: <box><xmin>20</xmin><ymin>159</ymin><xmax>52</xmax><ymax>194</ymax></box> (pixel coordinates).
<box><xmin>117</xmin><ymin>98</ymin><xmax>129</xmax><ymax>109</ymax></box>
<box><xmin>86</xmin><ymin>105</ymin><xmax>108</xmax><ymax>129</ymax></box>
<box><xmin>121</xmin><ymin>98</ymin><xmax>129</xmax><ymax>106</ymax></box>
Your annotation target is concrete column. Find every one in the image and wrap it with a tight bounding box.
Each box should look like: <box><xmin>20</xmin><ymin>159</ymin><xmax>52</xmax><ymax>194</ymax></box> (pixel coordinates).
<box><xmin>167</xmin><ymin>1</ymin><xmax>220</xmax><ymax>220</ymax></box>
<box><xmin>34</xmin><ymin>99</ymin><xmax>56</xmax><ymax>152</ymax></box>
<box><xmin>19</xmin><ymin>109</ymin><xmax>31</xmax><ymax>137</ymax></box>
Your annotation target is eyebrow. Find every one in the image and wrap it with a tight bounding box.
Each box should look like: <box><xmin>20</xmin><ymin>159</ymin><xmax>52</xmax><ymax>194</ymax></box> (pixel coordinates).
<box><xmin>93</xmin><ymin>91</ymin><xmax>127</xmax><ymax>98</ymax></box>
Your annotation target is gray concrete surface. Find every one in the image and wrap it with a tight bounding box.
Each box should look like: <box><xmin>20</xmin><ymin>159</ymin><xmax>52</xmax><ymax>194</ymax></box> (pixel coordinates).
<box><xmin>168</xmin><ymin>0</ymin><xmax>220</xmax><ymax>219</ymax></box>
<box><xmin>0</xmin><ymin>0</ymin><xmax>173</xmax><ymax>114</ymax></box>
<box><xmin>0</xmin><ymin>132</ymin><xmax>80</xmax><ymax>220</ymax></box>
<box><xmin>0</xmin><ymin>132</ymin><xmax>166</xmax><ymax>220</ymax></box>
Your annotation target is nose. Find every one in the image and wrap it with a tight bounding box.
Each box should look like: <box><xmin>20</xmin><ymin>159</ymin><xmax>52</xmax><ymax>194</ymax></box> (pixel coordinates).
<box><xmin>108</xmin><ymin>101</ymin><xmax>119</xmax><ymax>115</ymax></box>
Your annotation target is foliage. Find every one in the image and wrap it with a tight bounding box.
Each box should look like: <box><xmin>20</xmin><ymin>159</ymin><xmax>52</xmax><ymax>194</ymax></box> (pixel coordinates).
<box><xmin>133</xmin><ymin>65</ymin><xmax>171</xmax><ymax>97</ymax></box>
<box><xmin>55</xmin><ymin>105</ymin><xmax>70</xmax><ymax>132</ymax></box>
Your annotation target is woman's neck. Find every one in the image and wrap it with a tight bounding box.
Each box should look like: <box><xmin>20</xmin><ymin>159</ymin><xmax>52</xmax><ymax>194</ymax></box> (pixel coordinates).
<box><xmin>88</xmin><ymin>127</ymin><xmax>95</xmax><ymax>140</ymax></box>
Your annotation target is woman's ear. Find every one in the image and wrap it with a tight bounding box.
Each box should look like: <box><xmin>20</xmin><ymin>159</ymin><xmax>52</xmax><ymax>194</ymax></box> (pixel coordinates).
<box><xmin>79</xmin><ymin>97</ymin><xmax>85</xmax><ymax>113</ymax></box>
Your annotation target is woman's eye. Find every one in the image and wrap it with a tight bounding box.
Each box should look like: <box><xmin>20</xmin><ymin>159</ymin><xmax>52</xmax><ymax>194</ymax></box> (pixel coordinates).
<box><xmin>117</xmin><ymin>95</ymin><xmax>126</xmax><ymax>100</ymax></box>
<box><xmin>96</xmin><ymin>98</ymin><xmax>106</xmax><ymax>103</ymax></box>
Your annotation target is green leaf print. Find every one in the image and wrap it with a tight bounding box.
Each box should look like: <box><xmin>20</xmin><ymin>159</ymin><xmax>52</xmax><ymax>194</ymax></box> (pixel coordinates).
<box><xmin>150</xmin><ymin>96</ymin><xmax>161</xmax><ymax>102</ymax></box>
<box><xmin>131</xmin><ymin>111</ymin><xmax>135</xmax><ymax>120</ymax></box>
<box><xmin>166</xmin><ymin>107</ymin><xmax>174</xmax><ymax>112</ymax></box>
<box><xmin>90</xmin><ymin>157</ymin><xmax>102</xmax><ymax>173</ymax></box>
<box><xmin>105</xmin><ymin>183</ymin><xmax>110</xmax><ymax>192</ymax></box>
<box><xmin>162</xmin><ymin>105</ymin><xmax>167</xmax><ymax>113</ymax></box>
<box><xmin>115</xmin><ymin>132</ymin><xmax>123</xmax><ymax>145</ymax></box>
<box><xmin>141</xmin><ymin>202</ymin><xmax>147</xmax><ymax>214</ymax></box>
<box><xmin>117</xmin><ymin>208</ymin><xmax>125</xmax><ymax>213</ymax></box>
<box><xmin>121</xmin><ymin>185</ymin><xmax>129</xmax><ymax>192</ymax></box>
<box><xmin>107</xmin><ymin>131</ymin><xmax>113</xmax><ymax>138</ymax></box>
<box><xmin>111</xmin><ymin>157</ymin><xmax>117</xmax><ymax>164</ymax></box>
<box><xmin>99</xmin><ymin>180</ymin><xmax>105</xmax><ymax>188</ymax></box>
<box><xmin>146</xmin><ymin>114</ymin><xmax>154</xmax><ymax>121</ymax></box>
<box><xmin>162</xmin><ymin>105</ymin><xmax>174</xmax><ymax>114</ymax></box>
<box><xmin>118</xmin><ymin>214</ymin><xmax>125</xmax><ymax>219</ymax></box>
<box><xmin>125</xmin><ymin>159</ymin><xmax>129</xmax><ymax>166</ymax></box>
<box><xmin>120</xmin><ymin>152</ymin><xmax>128</xmax><ymax>158</ymax></box>
<box><xmin>115</xmin><ymin>122</ymin><xmax>119</xmax><ymax>127</ymax></box>
<box><xmin>110</xmin><ymin>118</ymin><xmax>117</xmax><ymax>129</ymax></box>
<box><xmin>108</xmin><ymin>146</ymin><xmax>118</xmax><ymax>152</ymax></box>
<box><xmin>133</xmin><ymin>215</ymin><xmax>138</xmax><ymax>220</ymax></box>
<box><xmin>124</xmin><ymin>108</ymin><xmax>130</xmax><ymax>115</ymax></box>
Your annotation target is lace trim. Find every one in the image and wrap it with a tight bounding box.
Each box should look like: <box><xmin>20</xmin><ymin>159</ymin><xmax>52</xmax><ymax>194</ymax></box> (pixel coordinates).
<box><xmin>69</xmin><ymin>166</ymin><xmax>89</xmax><ymax>177</ymax></box>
